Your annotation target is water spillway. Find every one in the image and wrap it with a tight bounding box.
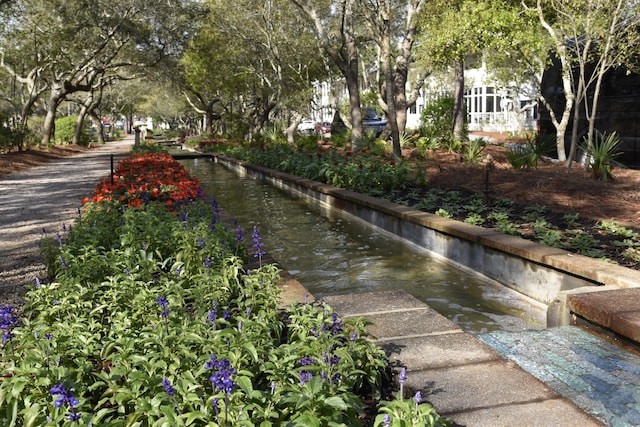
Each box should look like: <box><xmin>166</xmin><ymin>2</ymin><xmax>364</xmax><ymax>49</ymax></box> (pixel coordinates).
<box><xmin>180</xmin><ymin>158</ymin><xmax>546</xmax><ymax>333</ymax></box>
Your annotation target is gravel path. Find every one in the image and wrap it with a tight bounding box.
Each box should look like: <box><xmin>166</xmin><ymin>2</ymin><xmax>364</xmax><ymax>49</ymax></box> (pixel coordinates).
<box><xmin>0</xmin><ymin>137</ymin><xmax>134</xmax><ymax>308</ymax></box>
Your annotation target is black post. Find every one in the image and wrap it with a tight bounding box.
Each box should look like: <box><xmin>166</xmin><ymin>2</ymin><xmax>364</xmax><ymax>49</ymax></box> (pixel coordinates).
<box><xmin>483</xmin><ymin>154</ymin><xmax>494</xmax><ymax>206</ymax></box>
<box><xmin>110</xmin><ymin>154</ymin><xmax>114</xmax><ymax>185</ymax></box>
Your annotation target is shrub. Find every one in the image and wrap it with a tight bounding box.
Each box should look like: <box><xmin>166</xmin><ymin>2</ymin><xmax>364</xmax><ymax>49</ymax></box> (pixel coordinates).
<box><xmin>53</xmin><ymin>115</ymin><xmax>91</xmax><ymax>146</ymax></box>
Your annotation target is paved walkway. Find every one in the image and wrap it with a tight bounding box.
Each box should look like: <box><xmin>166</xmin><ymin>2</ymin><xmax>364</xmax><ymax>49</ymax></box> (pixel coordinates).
<box><xmin>322</xmin><ymin>290</ymin><xmax>608</xmax><ymax>427</ymax></box>
<box><xmin>0</xmin><ymin>136</ymin><xmax>133</xmax><ymax>306</ymax></box>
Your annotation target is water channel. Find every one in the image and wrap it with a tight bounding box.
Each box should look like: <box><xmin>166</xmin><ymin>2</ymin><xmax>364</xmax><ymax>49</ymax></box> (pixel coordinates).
<box><xmin>180</xmin><ymin>158</ymin><xmax>547</xmax><ymax>334</ymax></box>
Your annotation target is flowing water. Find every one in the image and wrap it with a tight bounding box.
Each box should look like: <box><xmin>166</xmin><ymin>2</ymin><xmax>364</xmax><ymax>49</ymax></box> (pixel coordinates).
<box><xmin>181</xmin><ymin>158</ymin><xmax>546</xmax><ymax>333</ymax></box>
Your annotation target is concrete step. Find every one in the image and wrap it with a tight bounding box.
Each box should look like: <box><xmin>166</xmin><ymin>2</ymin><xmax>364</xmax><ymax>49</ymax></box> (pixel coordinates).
<box><xmin>321</xmin><ymin>290</ymin><xmax>605</xmax><ymax>427</ymax></box>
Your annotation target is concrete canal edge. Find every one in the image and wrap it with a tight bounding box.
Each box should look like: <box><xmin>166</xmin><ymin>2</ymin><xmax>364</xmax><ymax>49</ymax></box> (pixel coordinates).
<box><xmin>212</xmin><ymin>154</ymin><xmax>640</xmax><ymax>343</ymax></box>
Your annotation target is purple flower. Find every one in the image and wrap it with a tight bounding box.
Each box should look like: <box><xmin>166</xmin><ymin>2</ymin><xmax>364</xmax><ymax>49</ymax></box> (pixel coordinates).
<box><xmin>414</xmin><ymin>390</ymin><xmax>422</xmax><ymax>404</ymax></box>
<box><xmin>59</xmin><ymin>256</ymin><xmax>67</xmax><ymax>270</ymax></box>
<box><xmin>197</xmin><ymin>238</ymin><xmax>206</xmax><ymax>248</ymax></box>
<box><xmin>252</xmin><ymin>226</ymin><xmax>266</xmax><ymax>265</ymax></box>
<box><xmin>299</xmin><ymin>371</ymin><xmax>313</xmax><ymax>386</ymax></box>
<box><xmin>299</xmin><ymin>356</ymin><xmax>317</xmax><ymax>366</ymax></box>
<box><xmin>154</xmin><ymin>296</ymin><xmax>170</xmax><ymax>318</ymax></box>
<box><xmin>235</xmin><ymin>226</ymin><xmax>243</xmax><ymax>242</ymax></box>
<box><xmin>0</xmin><ymin>306</ymin><xmax>18</xmax><ymax>343</ymax></box>
<box><xmin>384</xmin><ymin>414</ymin><xmax>391</xmax><ymax>426</ymax></box>
<box><xmin>330</xmin><ymin>313</ymin><xmax>343</xmax><ymax>334</ymax></box>
<box><xmin>50</xmin><ymin>382</ymin><xmax>81</xmax><ymax>422</ymax></box>
<box><xmin>399</xmin><ymin>367</ymin><xmax>407</xmax><ymax>399</ymax></box>
<box><xmin>205</xmin><ymin>355</ymin><xmax>237</xmax><ymax>394</ymax></box>
<box><xmin>162</xmin><ymin>377</ymin><xmax>176</xmax><ymax>396</ymax></box>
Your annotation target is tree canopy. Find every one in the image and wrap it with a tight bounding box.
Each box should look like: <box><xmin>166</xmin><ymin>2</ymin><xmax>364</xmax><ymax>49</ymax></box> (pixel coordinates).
<box><xmin>1</xmin><ymin>0</ymin><xmax>639</xmax><ymax>159</ymax></box>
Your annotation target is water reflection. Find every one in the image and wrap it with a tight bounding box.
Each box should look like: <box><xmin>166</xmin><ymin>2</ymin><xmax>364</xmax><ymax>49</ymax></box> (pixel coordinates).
<box><xmin>181</xmin><ymin>159</ymin><xmax>546</xmax><ymax>333</ymax></box>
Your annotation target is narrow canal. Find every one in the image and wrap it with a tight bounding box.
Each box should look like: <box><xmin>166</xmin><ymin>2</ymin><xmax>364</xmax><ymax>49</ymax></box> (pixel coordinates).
<box><xmin>180</xmin><ymin>158</ymin><xmax>546</xmax><ymax>334</ymax></box>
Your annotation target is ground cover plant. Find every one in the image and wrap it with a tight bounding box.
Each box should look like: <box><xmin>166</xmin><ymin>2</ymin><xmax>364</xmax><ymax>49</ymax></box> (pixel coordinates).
<box><xmin>192</xmin><ymin>138</ymin><xmax>640</xmax><ymax>270</ymax></box>
<box><xmin>1</xmin><ymin>150</ymin><xmax>449</xmax><ymax>426</ymax></box>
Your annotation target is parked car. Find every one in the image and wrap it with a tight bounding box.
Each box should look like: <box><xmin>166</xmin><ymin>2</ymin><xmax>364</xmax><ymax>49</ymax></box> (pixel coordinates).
<box><xmin>297</xmin><ymin>120</ymin><xmax>316</xmax><ymax>135</ymax></box>
<box><xmin>315</xmin><ymin>122</ymin><xmax>331</xmax><ymax>139</ymax></box>
<box><xmin>362</xmin><ymin>108</ymin><xmax>387</xmax><ymax>137</ymax></box>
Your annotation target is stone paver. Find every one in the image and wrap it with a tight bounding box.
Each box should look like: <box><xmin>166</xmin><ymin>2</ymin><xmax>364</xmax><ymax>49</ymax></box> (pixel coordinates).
<box><xmin>321</xmin><ymin>290</ymin><xmax>606</xmax><ymax>427</ymax></box>
<box><xmin>480</xmin><ymin>326</ymin><xmax>640</xmax><ymax>426</ymax></box>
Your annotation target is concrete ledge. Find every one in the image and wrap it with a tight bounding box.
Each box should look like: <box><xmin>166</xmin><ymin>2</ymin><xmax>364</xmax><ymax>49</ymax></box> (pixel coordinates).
<box><xmin>568</xmin><ymin>288</ymin><xmax>640</xmax><ymax>343</ymax></box>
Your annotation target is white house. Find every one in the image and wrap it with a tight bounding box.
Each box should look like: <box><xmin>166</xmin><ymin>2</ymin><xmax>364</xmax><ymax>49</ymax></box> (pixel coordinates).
<box><xmin>311</xmin><ymin>62</ymin><xmax>537</xmax><ymax>135</ymax></box>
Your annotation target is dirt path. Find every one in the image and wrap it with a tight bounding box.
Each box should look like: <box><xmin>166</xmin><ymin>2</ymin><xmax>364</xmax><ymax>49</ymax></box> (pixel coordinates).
<box><xmin>0</xmin><ymin>137</ymin><xmax>134</xmax><ymax>308</ymax></box>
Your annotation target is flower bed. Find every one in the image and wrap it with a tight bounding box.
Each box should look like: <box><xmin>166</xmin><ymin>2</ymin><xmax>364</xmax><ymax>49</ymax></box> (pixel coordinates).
<box><xmin>84</xmin><ymin>152</ymin><xmax>203</xmax><ymax>209</ymax></box>
<box><xmin>0</xmin><ymin>150</ymin><xmax>449</xmax><ymax>426</ymax></box>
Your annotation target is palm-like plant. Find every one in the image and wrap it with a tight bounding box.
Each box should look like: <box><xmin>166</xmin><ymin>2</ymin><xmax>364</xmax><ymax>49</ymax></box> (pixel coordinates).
<box><xmin>582</xmin><ymin>132</ymin><xmax>623</xmax><ymax>181</ymax></box>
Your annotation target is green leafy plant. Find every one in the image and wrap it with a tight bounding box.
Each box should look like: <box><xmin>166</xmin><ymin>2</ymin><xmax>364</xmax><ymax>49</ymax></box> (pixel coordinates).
<box><xmin>435</xmin><ymin>208</ymin><xmax>452</xmax><ymax>218</ymax></box>
<box><xmin>598</xmin><ymin>220</ymin><xmax>638</xmax><ymax>239</ymax></box>
<box><xmin>462</xmin><ymin>138</ymin><xmax>486</xmax><ymax>163</ymax></box>
<box><xmin>566</xmin><ymin>230</ymin><xmax>603</xmax><ymax>257</ymax></box>
<box><xmin>53</xmin><ymin>115</ymin><xmax>91</xmax><ymax>147</ymax></box>
<box><xmin>464</xmin><ymin>213</ymin><xmax>485</xmax><ymax>226</ymax></box>
<box><xmin>374</xmin><ymin>368</ymin><xmax>450</xmax><ymax>427</ymax></box>
<box><xmin>505</xmin><ymin>133</ymin><xmax>555</xmax><ymax>169</ymax></box>
<box><xmin>582</xmin><ymin>132</ymin><xmax>623</xmax><ymax>181</ymax></box>
<box><xmin>563</xmin><ymin>213</ymin><xmax>581</xmax><ymax>228</ymax></box>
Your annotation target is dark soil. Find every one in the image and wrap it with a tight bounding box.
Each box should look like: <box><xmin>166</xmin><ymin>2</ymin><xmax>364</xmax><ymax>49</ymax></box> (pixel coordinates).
<box><xmin>397</xmin><ymin>132</ymin><xmax>640</xmax><ymax>270</ymax></box>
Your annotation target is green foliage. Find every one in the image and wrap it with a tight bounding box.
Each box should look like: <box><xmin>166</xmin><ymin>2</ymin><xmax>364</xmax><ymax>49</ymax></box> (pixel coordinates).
<box><xmin>598</xmin><ymin>220</ymin><xmax>638</xmax><ymax>239</ymax></box>
<box><xmin>217</xmin><ymin>143</ymin><xmax>416</xmax><ymax>196</ymax></box>
<box><xmin>53</xmin><ymin>116</ymin><xmax>90</xmax><ymax>147</ymax></box>
<box><xmin>420</xmin><ymin>96</ymin><xmax>455</xmax><ymax>147</ymax></box>
<box><xmin>566</xmin><ymin>229</ymin><xmax>603</xmax><ymax>257</ymax></box>
<box><xmin>462</xmin><ymin>138</ymin><xmax>486</xmax><ymax>163</ymax></box>
<box><xmin>12</xmin><ymin>195</ymin><xmax>394</xmax><ymax>425</ymax></box>
<box><xmin>375</xmin><ymin>395</ymin><xmax>450</xmax><ymax>427</ymax></box>
<box><xmin>0</xmin><ymin>119</ymin><xmax>32</xmax><ymax>152</ymax></box>
<box><xmin>506</xmin><ymin>133</ymin><xmax>555</xmax><ymax>169</ymax></box>
<box><xmin>582</xmin><ymin>132</ymin><xmax>623</xmax><ymax>181</ymax></box>
<box><xmin>414</xmin><ymin>136</ymin><xmax>437</xmax><ymax>159</ymax></box>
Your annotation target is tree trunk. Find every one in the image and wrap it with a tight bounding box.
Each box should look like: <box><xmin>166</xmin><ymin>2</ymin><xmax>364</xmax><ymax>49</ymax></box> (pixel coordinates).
<box><xmin>41</xmin><ymin>99</ymin><xmax>58</xmax><ymax>147</ymax></box>
<box><xmin>452</xmin><ymin>60</ymin><xmax>465</xmax><ymax>141</ymax></box>
<box><xmin>345</xmin><ymin>65</ymin><xmax>364</xmax><ymax>150</ymax></box>
<box><xmin>567</xmin><ymin>78</ymin><xmax>585</xmax><ymax>169</ymax></box>
<box><xmin>74</xmin><ymin>105</ymin><xmax>89</xmax><ymax>146</ymax></box>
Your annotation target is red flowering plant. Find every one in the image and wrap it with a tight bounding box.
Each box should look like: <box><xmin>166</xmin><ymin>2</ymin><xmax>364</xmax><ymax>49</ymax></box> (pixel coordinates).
<box><xmin>83</xmin><ymin>152</ymin><xmax>202</xmax><ymax>210</ymax></box>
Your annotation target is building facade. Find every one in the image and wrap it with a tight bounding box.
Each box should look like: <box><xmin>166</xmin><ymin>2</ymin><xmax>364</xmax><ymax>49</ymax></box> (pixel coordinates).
<box><xmin>312</xmin><ymin>62</ymin><xmax>537</xmax><ymax>135</ymax></box>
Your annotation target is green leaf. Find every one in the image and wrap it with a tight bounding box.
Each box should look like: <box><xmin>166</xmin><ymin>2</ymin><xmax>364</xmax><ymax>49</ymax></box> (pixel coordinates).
<box><xmin>324</xmin><ymin>396</ymin><xmax>349</xmax><ymax>411</ymax></box>
<box><xmin>292</xmin><ymin>412</ymin><xmax>321</xmax><ymax>427</ymax></box>
<box><xmin>241</xmin><ymin>341</ymin><xmax>259</xmax><ymax>362</ymax></box>
<box><xmin>236</xmin><ymin>375</ymin><xmax>254</xmax><ymax>396</ymax></box>
<box><xmin>183</xmin><ymin>410</ymin><xmax>208</xmax><ymax>425</ymax></box>
<box><xmin>22</xmin><ymin>402</ymin><xmax>42</xmax><ymax>427</ymax></box>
